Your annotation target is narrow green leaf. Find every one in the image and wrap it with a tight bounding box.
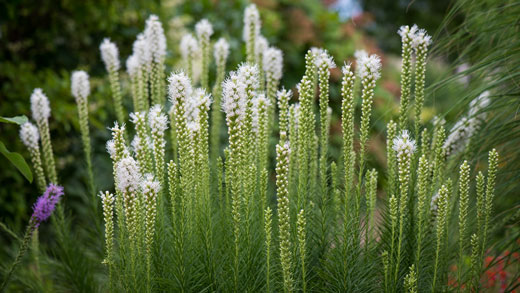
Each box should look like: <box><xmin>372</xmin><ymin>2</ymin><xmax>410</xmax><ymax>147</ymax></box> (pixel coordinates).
<box><xmin>0</xmin><ymin>140</ymin><xmax>33</xmax><ymax>182</ymax></box>
<box><xmin>0</xmin><ymin>115</ymin><xmax>28</xmax><ymax>125</ymax></box>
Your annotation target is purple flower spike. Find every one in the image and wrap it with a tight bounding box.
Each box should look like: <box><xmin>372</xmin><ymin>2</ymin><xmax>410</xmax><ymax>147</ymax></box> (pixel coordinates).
<box><xmin>31</xmin><ymin>184</ymin><xmax>64</xmax><ymax>226</ymax></box>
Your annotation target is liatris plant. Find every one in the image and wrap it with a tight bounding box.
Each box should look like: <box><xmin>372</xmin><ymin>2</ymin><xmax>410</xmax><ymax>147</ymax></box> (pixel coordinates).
<box><xmin>195</xmin><ymin>19</ymin><xmax>213</xmax><ymax>90</ymax></box>
<box><xmin>100</xmin><ymin>38</ymin><xmax>125</xmax><ymax>125</ymax></box>
<box><xmin>243</xmin><ymin>4</ymin><xmax>261</xmax><ymax>64</ymax></box>
<box><xmin>1</xmin><ymin>184</ymin><xmax>63</xmax><ymax>291</ymax></box>
<box><xmin>145</xmin><ymin>15</ymin><xmax>167</xmax><ymax>106</ymax></box>
<box><xmin>180</xmin><ymin>33</ymin><xmax>199</xmax><ymax>82</ymax></box>
<box><xmin>30</xmin><ymin>88</ymin><xmax>57</xmax><ymax>184</ymax></box>
<box><xmin>210</xmin><ymin>38</ymin><xmax>229</xmax><ymax>166</ymax></box>
<box><xmin>71</xmin><ymin>70</ymin><xmax>95</xmax><ymax>198</ymax></box>
<box><xmin>9</xmin><ymin>7</ymin><xmax>506</xmax><ymax>293</ymax></box>
<box><xmin>19</xmin><ymin>122</ymin><xmax>46</xmax><ymax>193</ymax></box>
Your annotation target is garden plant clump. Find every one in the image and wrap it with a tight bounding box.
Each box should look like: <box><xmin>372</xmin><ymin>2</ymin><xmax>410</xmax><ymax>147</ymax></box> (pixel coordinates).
<box><xmin>2</xmin><ymin>4</ymin><xmax>507</xmax><ymax>292</ymax></box>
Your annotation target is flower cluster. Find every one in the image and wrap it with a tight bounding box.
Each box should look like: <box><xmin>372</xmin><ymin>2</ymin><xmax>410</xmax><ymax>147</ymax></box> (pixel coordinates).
<box><xmin>255</xmin><ymin>35</ymin><xmax>269</xmax><ymax>61</ymax></box>
<box><xmin>243</xmin><ymin>4</ymin><xmax>260</xmax><ymax>42</ymax></box>
<box><xmin>237</xmin><ymin>63</ymin><xmax>260</xmax><ymax>96</ymax></box>
<box><xmin>144</xmin><ymin>15</ymin><xmax>167</xmax><ymax>63</ymax></box>
<box><xmin>20</xmin><ymin>122</ymin><xmax>40</xmax><ymax>150</ymax></box>
<box><xmin>31</xmin><ymin>184</ymin><xmax>64</xmax><ymax>226</ymax></box>
<box><xmin>214</xmin><ymin>38</ymin><xmax>230</xmax><ymax>65</ymax></box>
<box><xmin>180</xmin><ymin>33</ymin><xmax>199</xmax><ymax>60</ymax></box>
<box><xmin>115</xmin><ymin>157</ymin><xmax>141</xmax><ymax>194</ymax></box>
<box><xmin>100</xmin><ymin>38</ymin><xmax>120</xmax><ymax>71</ymax></box>
<box><xmin>314</xmin><ymin>48</ymin><xmax>336</xmax><ymax>70</ymax></box>
<box><xmin>168</xmin><ymin>71</ymin><xmax>193</xmax><ymax>108</ymax></box>
<box><xmin>131</xmin><ymin>34</ymin><xmax>152</xmax><ymax>72</ymax></box>
<box><xmin>30</xmin><ymin>88</ymin><xmax>51</xmax><ymax>122</ymax></box>
<box><xmin>393</xmin><ymin>130</ymin><xmax>416</xmax><ymax>158</ymax></box>
<box><xmin>149</xmin><ymin>105</ymin><xmax>169</xmax><ymax>135</ymax></box>
<box><xmin>444</xmin><ymin>91</ymin><xmax>490</xmax><ymax>156</ymax></box>
<box><xmin>71</xmin><ymin>70</ymin><xmax>90</xmax><ymax>102</ymax></box>
<box><xmin>222</xmin><ymin>71</ymin><xmax>247</xmax><ymax>123</ymax></box>
<box><xmin>263</xmin><ymin>47</ymin><xmax>283</xmax><ymax>82</ymax></box>
<box><xmin>252</xmin><ymin>93</ymin><xmax>270</xmax><ymax>134</ymax></box>
<box><xmin>355</xmin><ymin>50</ymin><xmax>382</xmax><ymax>80</ymax></box>
<box><xmin>195</xmin><ymin>19</ymin><xmax>214</xmax><ymax>40</ymax></box>
<box><xmin>399</xmin><ymin>24</ymin><xmax>433</xmax><ymax>50</ymax></box>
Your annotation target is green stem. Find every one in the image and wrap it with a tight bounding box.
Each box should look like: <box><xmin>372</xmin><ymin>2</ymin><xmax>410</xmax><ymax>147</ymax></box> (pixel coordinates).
<box><xmin>1</xmin><ymin>220</ymin><xmax>36</xmax><ymax>291</ymax></box>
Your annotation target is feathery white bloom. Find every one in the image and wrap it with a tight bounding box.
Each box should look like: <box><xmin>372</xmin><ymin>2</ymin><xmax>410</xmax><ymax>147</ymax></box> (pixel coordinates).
<box><xmin>398</xmin><ymin>25</ymin><xmax>418</xmax><ymax>43</ymax></box>
<box><xmin>142</xmin><ymin>173</ymin><xmax>161</xmax><ymax>196</ymax></box>
<box><xmin>469</xmin><ymin>91</ymin><xmax>490</xmax><ymax>117</ymax></box>
<box><xmin>263</xmin><ymin>47</ymin><xmax>283</xmax><ymax>81</ymax></box>
<box><xmin>30</xmin><ymin>88</ymin><xmax>51</xmax><ymax>121</ymax></box>
<box><xmin>133</xmin><ymin>34</ymin><xmax>151</xmax><ymax>70</ymax></box>
<box><xmin>71</xmin><ymin>70</ymin><xmax>90</xmax><ymax>101</ymax></box>
<box><xmin>180</xmin><ymin>33</ymin><xmax>199</xmax><ymax>59</ymax></box>
<box><xmin>126</xmin><ymin>54</ymin><xmax>139</xmax><ymax>78</ymax></box>
<box><xmin>341</xmin><ymin>62</ymin><xmax>353</xmax><ymax>75</ymax></box>
<box><xmin>444</xmin><ymin>118</ymin><xmax>471</xmax><ymax>156</ymax></box>
<box><xmin>355</xmin><ymin>50</ymin><xmax>382</xmax><ymax>80</ymax></box>
<box><xmin>195</xmin><ymin>19</ymin><xmax>214</xmax><ymax>39</ymax></box>
<box><xmin>222</xmin><ymin>71</ymin><xmax>247</xmax><ymax>122</ymax></box>
<box><xmin>243</xmin><ymin>4</ymin><xmax>261</xmax><ymax>42</ymax></box>
<box><xmin>100</xmin><ymin>38</ymin><xmax>120</xmax><ymax>71</ymax></box>
<box><xmin>186</xmin><ymin>121</ymin><xmax>201</xmax><ymax>134</ymax></box>
<box><xmin>131</xmin><ymin>134</ymin><xmax>153</xmax><ymax>154</ymax></box>
<box><xmin>116</xmin><ymin>156</ymin><xmax>141</xmax><ymax>193</ymax></box>
<box><xmin>129</xmin><ymin>111</ymin><xmax>147</xmax><ymax>128</ymax></box>
<box><xmin>185</xmin><ymin>89</ymin><xmax>210</xmax><ymax>135</ymax></box>
<box><xmin>185</xmin><ymin>88</ymin><xmax>211</xmax><ymax>125</ymax></box>
<box><xmin>444</xmin><ymin>91</ymin><xmax>490</xmax><ymax>156</ymax></box>
<box><xmin>168</xmin><ymin>71</ymin><xmax>193</xmax><ymax>108</ymax></box>
<box><xmin>106</xmin><ymin>140</ymin><xmax>116</xmax><ymax>160</ymax></box>
<box><xmin>194</xmin><ymin>88</ymin><xmax>212</xmax><ymax>110</ymax></box>
<box><xmin>237</xmin><ymin>63</ymin><xmax>260</xmax><ymax>94</ymax></box>
<box><xmin>214</xmin><ymin>38</ymin><xmax>230</xmax><ymax>65</ymax></box>
<box><xmin>255</xmin><ymin>35</ymin><xmax>269</xmax><ymax>58</ymax></box>
<box><xmin>314</xmin><ymin>48</ymin><xmax>336</xmax><ymax>69</ymax></box>
<box><xmin>411</xmin><ymin>28</ymin><xmax>432</xmax><ymax>49</ymax></box>
<box><xmin>148</xmin><ymin>105</ymin><xmax>169</xmax><ymax>134</ymax></box>
<box><xmin>20</xmin><ymin>122</ymin><xmax>40</xmax><ymax>150</ymax></box>
<box><xmin>393</xmin><ymin>130</ymin><xmax>416</xmax><ymax>157</ymax></box>
<box><xmin>310</xmin><ymin>47</ymin><xmax>322</xmax><ymax>58</ymax></box>
<box><xmin>252</xmin><ymin>93</ymin><xmax>270</xmax><ymax>133</ymax></box>
<box><xmin>144</xmin><ymin>15</ymin><xmax>167</xmax><ymax>63</ymax></box>
<box><xmin>131</xmin><ymin>135</ymin><xmax>142</xmax><ymax>154</ymax></box>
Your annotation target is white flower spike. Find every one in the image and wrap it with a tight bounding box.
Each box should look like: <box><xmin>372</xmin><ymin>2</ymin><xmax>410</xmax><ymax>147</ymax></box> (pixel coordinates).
<box><xmin>214</xmin><ymin>38</ymin><xmax>230</xmax><ymax>65</ymax></box>
<box><xmin>144</xmin><ymin>15</ymin><xmax>167</xmax><ymax>63</ymax></box>
<box><xmin>355</xmin><ymin>50</ymin><xmax>382</xmax><ymax>80</ymax></box>
<box><xmin>30</xmin><ymin>88</ymin><xmax>51</xmax><ymax>122</ymax></box>
<box><xmin>195</xmin><ymin>19</ymin><xmax>214</xmax><ymax>39</ymax></box>
<box><xmin>20</xmin><ymin>122</ymin><xmax>40</xmax><ymax>150</ymax></box>
<box><xmin>100</xmin><ymin>38</ymin><xmax>120</xmax><ymax>71</ymax></box>
<box><xmin>71</xmin><ymin>70</ymin><xmax>90</xmax><ymax>102</ymax></box>
<box><xmin>263</xmin><ymin>47</ymin><xmax>283</xmax><ymax>81</ymax></box>
<box><xmin>243</xmin><ymin>4</ymin><xmax>261</xmax><ymax>42</ymax></box>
